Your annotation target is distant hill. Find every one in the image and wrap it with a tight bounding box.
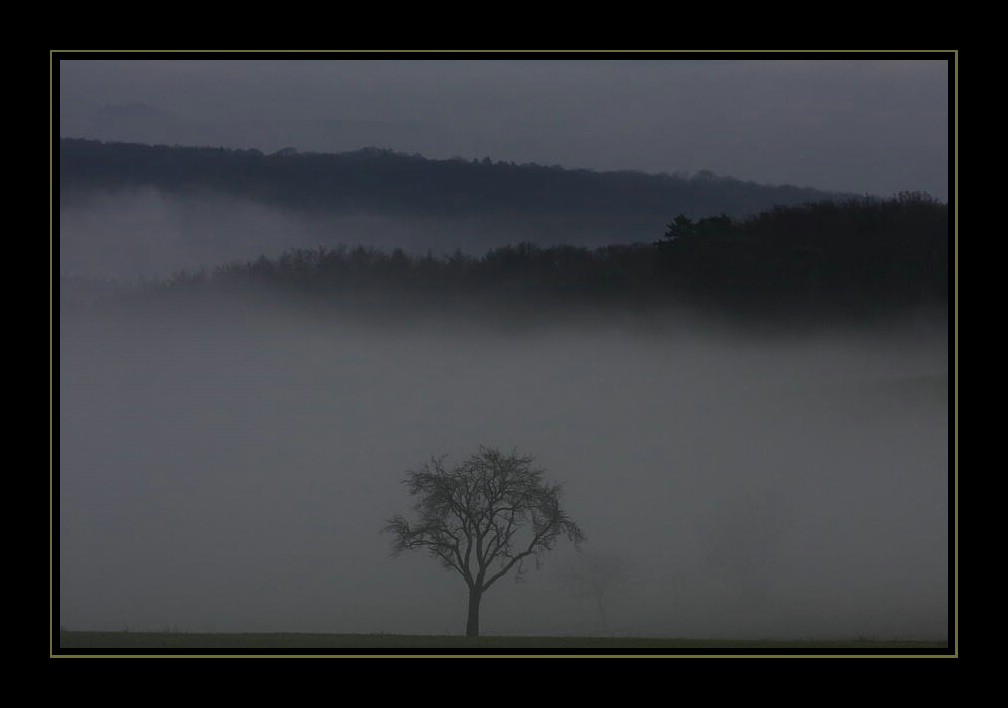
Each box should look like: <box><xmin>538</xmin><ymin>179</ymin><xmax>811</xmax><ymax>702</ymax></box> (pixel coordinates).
<box><xmin>58</xmin><ymin>138</ymin><xmax>854</xmax><ymax>249</ymax></box>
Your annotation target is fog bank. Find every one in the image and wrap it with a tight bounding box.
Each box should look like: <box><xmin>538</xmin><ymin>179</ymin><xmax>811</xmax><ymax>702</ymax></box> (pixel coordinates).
<box><xmin>58</xmin><ymin>309</ymin><xmax>949</xmax><ymax>641</ymax></box>
<box><xmin>58</xmin><ymin>187</ymin><xmax>662</xmax><ymax>281</ymax></box>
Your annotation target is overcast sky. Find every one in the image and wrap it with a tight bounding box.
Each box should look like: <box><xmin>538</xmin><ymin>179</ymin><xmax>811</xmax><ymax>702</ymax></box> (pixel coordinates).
<box><xmin>57</xmin><ymin>56</ymin><xmax>951</xmax><ymax>201</ymax></box>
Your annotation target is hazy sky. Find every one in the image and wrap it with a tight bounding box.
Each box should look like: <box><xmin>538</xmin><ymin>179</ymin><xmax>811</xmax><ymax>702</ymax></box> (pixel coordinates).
<box><xmin>57</xmin><ymin>55</ymin><xmax>951</xmax><ymax>200</ymax></box>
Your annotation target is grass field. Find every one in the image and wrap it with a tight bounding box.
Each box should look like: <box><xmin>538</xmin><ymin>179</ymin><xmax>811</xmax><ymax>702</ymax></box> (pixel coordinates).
<box><xmin>56</xmin><ymin>631</ymin><xmax>949</xmax><ymax>652</ymax></box>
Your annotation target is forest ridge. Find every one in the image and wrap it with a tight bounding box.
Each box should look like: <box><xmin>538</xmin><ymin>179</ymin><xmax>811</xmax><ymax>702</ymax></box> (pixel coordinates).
<box><xmin>82</xmin><ymin>195</ymin><xmax>949</xmax><ymax>326</ymax></box>
<box><xmin>58</xmin><ymin>139</ymin><xmax>855</xmax><ymax>226</ymax></box>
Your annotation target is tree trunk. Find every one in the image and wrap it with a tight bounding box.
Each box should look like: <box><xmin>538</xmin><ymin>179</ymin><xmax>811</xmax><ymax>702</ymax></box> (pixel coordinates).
<box><xmin>466</xmin><ymin>587</ymin><xmax>482</xmax><ymax>637</ymax></box>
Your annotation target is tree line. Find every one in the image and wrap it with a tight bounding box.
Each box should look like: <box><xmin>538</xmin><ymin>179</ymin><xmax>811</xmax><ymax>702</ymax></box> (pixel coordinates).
<box><xmin>143</xmin><ymin>193</ymin><xmax>947</xmax><ymax>325</ymax></box>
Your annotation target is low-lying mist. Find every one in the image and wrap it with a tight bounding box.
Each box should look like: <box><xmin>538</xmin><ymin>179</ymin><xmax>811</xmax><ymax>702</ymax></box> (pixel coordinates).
<box><xmin>59</xmin><ymin>187</ymin><xmax>660</xmax><ymax>281</ymax></box>
<box><xmin>58</xmin><ymin>303</ymin><xmax>949</xmax><ymax>641</ymax></box>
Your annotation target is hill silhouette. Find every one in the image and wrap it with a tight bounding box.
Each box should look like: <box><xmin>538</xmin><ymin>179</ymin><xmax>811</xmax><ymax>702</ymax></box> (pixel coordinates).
<box><xmin>59</xmin><ymin>138</ymin><xmax>856</xmax><ymax>251</ymax></box>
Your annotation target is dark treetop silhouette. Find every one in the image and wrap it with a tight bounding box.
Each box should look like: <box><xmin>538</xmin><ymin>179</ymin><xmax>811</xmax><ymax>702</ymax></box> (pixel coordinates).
<box><xmin>384</xmin><ymin>446</ymin><xmax>584</xmax><ymax>637</ymax></box>
<box><xmin>112</xmin><ymin>192</ymin><xmax>946</xmax><ymax>328</ymax></box>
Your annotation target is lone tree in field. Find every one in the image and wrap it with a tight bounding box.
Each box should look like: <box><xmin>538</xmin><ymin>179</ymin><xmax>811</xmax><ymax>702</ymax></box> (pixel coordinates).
<box><xmin>384</xmin><ymin>445</ymin><xmax>584</xmax><ymax>637</ymax></box>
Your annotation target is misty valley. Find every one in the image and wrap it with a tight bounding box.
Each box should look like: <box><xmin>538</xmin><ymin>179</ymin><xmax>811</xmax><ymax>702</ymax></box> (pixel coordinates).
<box><xmin>59</xmin><ymin>305</ymin><xmax>948</xmax><ymax>643</ymax></box>
<box><xmin>57</xmin><ymin>142</ymin><xmax>950</xmax><ymax>650</ymax></box>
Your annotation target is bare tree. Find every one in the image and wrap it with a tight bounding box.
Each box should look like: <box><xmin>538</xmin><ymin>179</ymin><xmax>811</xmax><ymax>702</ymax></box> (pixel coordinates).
<box><xmin>384</xmin><ymin>445</ymin><xmax>584</xmax><ymax>637</ymax></box>
<box><xmin>557</xmin><ymin>551</ymin><xmax>631</xmax><ymax>635</ymax></box>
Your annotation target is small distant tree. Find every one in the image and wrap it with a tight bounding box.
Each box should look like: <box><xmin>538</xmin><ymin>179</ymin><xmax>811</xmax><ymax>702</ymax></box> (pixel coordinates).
<box><xmin>659</xmin><ymin>214</ymin><xmax>697</xmax><ymax>244</ymax></box>
<box><xmin>558</xmin><ymin>552</ymin><xmax>631</xmax><ymax>635</ymax></box>
<box><xmin>384</xmin><ymin>446</ymin><xmax>584</xmax><ymax>637</ymax></box>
